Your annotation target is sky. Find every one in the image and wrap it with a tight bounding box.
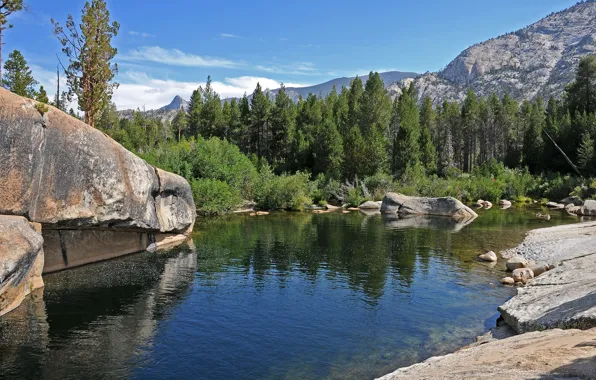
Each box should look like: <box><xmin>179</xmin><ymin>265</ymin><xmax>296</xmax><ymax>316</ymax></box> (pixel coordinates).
<box><xmin>3</xmin><ymin>0</ymin><xmax>578</xmax><ymax>110</ymax></box>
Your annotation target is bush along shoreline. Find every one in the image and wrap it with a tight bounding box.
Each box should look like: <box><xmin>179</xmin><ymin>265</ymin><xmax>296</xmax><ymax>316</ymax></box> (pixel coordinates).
<box><xmin>138</xmin><ymin>135</ymin><xmax>596</xmax><ymax>216</ymax></box>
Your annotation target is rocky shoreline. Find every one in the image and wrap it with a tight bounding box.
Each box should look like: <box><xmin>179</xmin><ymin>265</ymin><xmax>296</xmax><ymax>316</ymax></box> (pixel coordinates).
<box><xmin>379</xmin><ymin>220</ymin><xmax>596</xmax><ymax>379</ymax></box>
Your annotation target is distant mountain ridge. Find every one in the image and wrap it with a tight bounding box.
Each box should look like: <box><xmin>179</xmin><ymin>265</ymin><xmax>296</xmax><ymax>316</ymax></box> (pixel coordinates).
<box><xmin>160</xmin><ymin>95</ymin><xmax>189</xmax><ymax>111</ymax></box>
<box><xmin>258</xmin><ymin>71</ymin><xmax>418</xmax><ymax>102</ymax></box>
<box><xmin>388</xmin><ymin>0</ymin><xmax>596</xmax><ymax>103</ymax></box>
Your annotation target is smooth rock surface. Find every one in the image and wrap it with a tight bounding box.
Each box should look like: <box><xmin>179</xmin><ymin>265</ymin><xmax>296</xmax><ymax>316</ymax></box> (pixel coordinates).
<box><xmin>0</xmin><ymin>215</ymin><xmax>44</xmax><ymax>316</ymax></box>
<box><xmin>359</xmin><ymin>200</ymin><xmax>381</xmax><ymax>210</ymax></box>
<box><xmin>0</xmin><ymin>88</ymin><xmax>195</xmax><ymax>233</ymax></box>
<box><xmin>381</xmin><ymin>193</ymin><xmax>478</xmax><ymax>221</ymax></box>
<box><xmin>499</xmin><ymin>221</ymin><xmax>596</xmax><ymax>333</ymax></box>
<box><xmin>377</xmin><ymin>328</ymin><xmax>596</xmax><ymax>380</ymax></box>
<box><xmin>561</xmin><ymin>196</ymin><xmax>583</xmax><ymax>206</ymax></box>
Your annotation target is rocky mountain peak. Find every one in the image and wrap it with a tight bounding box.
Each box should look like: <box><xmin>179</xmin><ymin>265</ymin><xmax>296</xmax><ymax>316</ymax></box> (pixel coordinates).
<box><xmin>390</xmin><ymin>0</ymin><xmax>596</xmax><ymax>104</ymax></box>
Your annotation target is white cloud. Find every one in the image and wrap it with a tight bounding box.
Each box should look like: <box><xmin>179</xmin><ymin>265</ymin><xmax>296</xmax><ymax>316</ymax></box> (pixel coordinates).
<box><xmin>119</xmin><ymin>46</ymin><xmax>241</xmax><ymax>68</ymax></box>
<box><xmin>113</xmin><ymin>72</ymin><xmax>309</xmax><ymax>110</ymax></box>
<box><xmin>219</xmin><ymin>33</ymin><xmax>240</xmax><ymax>38</ymax></box>
<box><xmin>129</xmin><ymin>31</ymin><xmax>155</xmax><ymax>38</ymax></box>
<box><xmin>255</xmin><ymin>61</ymin><xmax>320</xmax><ymax>76</ymax></box>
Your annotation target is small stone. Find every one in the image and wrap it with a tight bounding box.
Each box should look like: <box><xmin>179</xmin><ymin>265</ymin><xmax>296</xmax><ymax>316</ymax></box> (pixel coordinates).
<box><xmin>347</xmin><ymin>207</ymin><xmax>360</xmax><ymax>211</ymax></box>
<box><xmin>256</xmin><ymin>211</ymin><xmax>270</xmax><ymax>216</ymax></box>
<box><xmin>512</xmin><ymin>268</ymin><xmax>535</xmax><ymax>284</ymax></box>
<box><xmin>501</xmin><ymin>277</ymin><xmax>515</xmax><ymax>285</ymax></box>
<box><xmin>506</xmin><ymin>257</ymin><xmax>529</xmax><ymax>271</ymax></box>
<box><xmin>483</xmin><ymin>201</ymin><xmax>493</xmax><ymax>209</ymax></box>
<box><xmin>478</xmin><ymin>251</ymin><xmax>498</xmax><ymax>262</ymax></box>
<box><xmin>499</xmin><ymin>200</ymin><xmax>512</xmax><ymax>206</ymax></box>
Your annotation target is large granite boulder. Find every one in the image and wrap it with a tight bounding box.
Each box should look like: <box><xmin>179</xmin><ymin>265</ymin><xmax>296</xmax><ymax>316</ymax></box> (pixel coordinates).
<box><xmin>0</xmin><ymin>215</ymin><xmax>44</xmax><ymax>316</ymax></box>
<box><xmin>0</xmin><ymin>88</ymin><xmax>195</xmax><ymax>233</ymax></box>
<box><xmin>381</xmin><ymin>192</ymin><xmax>478</xmax><ymax>221</ymax></box>
<box><xmin>578</xmin><ymin>199</ymin><xmax>596</xmax><ymax>216</ymax></box>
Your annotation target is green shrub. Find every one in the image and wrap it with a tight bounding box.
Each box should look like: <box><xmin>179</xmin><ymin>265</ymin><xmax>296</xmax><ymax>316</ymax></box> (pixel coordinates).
<box><xmin>255</xmin><ymin>167</ymin><xmax>312</xmax><ymax>211</ymax></box>
<box><xmin>191</xmin><ymin>178</ymin><xmax>241</xmax><ymax>216</ymax></box>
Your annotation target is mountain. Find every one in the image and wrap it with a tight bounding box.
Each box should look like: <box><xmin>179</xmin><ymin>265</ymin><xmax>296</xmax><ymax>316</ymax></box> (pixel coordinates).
<box><xmin>261</xmin><ymin>71</ymin><xmax>418</xmax><ymax>102</ymax></box>
<box><xmin>160</xmin><ymin>95</ymin><xmax>189</xmax><ymax>111</ymax></box>
<box><xmin>388</xmin><ymin>0</ymin><xmax>596</xmax><ymax>103</ymax></box>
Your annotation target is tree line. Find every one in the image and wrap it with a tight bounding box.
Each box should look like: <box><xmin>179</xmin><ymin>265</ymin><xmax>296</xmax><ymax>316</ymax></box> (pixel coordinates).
<box><xmin>97</xmin><ymin>55</ymin><xmax>596</xmax><ymax>180</ymax></box>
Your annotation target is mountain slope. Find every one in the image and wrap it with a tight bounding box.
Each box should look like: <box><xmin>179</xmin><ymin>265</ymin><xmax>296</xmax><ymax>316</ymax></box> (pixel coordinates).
<box><xmin>389</xmin><ymin>0</ymin><xmax>596</xmax><ymax>103</ymax></box>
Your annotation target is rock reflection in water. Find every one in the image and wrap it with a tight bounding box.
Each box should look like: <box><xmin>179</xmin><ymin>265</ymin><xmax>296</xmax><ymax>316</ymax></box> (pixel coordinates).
<box><xmin>381</xmin><ymin>214</ymin><xmax>476</xmax><ymax>232</ymax></box>
<box><xmin>0</xmin><ymin>242</ymin><xmax>197</xmax><ymax>379</ymax></box>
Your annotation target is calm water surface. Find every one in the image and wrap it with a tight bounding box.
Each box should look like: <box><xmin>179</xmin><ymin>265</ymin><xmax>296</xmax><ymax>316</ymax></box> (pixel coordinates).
<box><xmin>0</xmin><ymin>207</ymin><xmax>582</xmax><ymax>379</ymax></box>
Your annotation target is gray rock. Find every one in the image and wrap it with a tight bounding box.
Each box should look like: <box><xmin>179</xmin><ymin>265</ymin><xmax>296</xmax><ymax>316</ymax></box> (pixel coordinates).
<box><xmin>561</xmin><ymin>196</ymin><xmax>583</xmax><ymax>206</ymax></box>
<box><xmin>500</xmin><ymin>277</ymin><xmax>515</xmax><ymax>285</ymax></box>
<box><xmin>499</xmin><ymin>222</ymin><xmax>596</xmax><ymax>333</ymax></box>
<box><xmin>0</xmin><ymin>215</ymin><xmax>44</xmax><ymax>316</ymax></box>
<box><xmin>512</xmin><ymin>268</ymin><xmax>534</xmax><ymax>284</ymax></box>
<box><xmin>499</xmin><ymin>200</ymin><xmax>512</xmax><ymax>206</ymax></box>
<box><xmin>0</xmin><ymin>88</ymin><xmax>196</xmax><ymax>233</ymax></box>
<box><xmin>546</xmin><ymin>202</ymin><xmax>565</xmax><ymax>209</ymax></box>
<box><xmin>506</xmin><ymin>257</ymin><xmax>529</xmax><ymax>271</ymax></box>
<box><xmin>380</xmin><ymin>193</ymin><xmax>410</xmax><ymax>213</ymax></box>
<box><xmin>381</xmin><ymin>193</ymin><xmax>478</xmax><ymax>221</ymax></box>
<box><xmin>500</xmin><ymin>254</ymin><xmax>596</xmax><ymax>333</ymax></box>
<box><xmin>478</xmin><ymin>251</ymin><xmax>498</xmax><ymax>262</ymax></box>
<box><xmin>359</xmin><ymin>200</ymin><xmax>381</xmax><ymax>210</ymax></box>
<box><xmin>579</xmin><ymin>200</ymin><xmax>596</xmax><ymax>216</ymax></box>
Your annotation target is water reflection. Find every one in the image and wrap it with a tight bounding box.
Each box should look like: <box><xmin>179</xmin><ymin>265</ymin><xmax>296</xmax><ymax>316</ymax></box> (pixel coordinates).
<box><xmin>0</xmin><ymin>207</ymin><xmax>582</xmax><ymax>380</ymax></box>
<box><xmin>0</xmin><ymin>242</ymin><xmax>197</xmax><ymax>379</ymax></box>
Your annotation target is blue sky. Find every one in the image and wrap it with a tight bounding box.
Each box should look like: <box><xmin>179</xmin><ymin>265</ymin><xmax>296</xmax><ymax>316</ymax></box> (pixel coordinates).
<box><xmin>3</xmin><ymin>0</ymin><xmax>578</xmax><ymax>110</ymax></box>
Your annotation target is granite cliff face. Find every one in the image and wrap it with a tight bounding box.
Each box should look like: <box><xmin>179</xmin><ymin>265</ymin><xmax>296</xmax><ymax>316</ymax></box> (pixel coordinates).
<box><xmin>0</xmin><ymin>87</ymin><xmax>197</xmax><ymax>315</ymax></box>
<box><xmin>389</xmin><ymin>1</ymin><xmax>596</xmax><ymax>103</ymax></box>
<box><xmin>0</xmin><ymin>88</ymin><xmax>196</xmax><ymax>233</ymax></box>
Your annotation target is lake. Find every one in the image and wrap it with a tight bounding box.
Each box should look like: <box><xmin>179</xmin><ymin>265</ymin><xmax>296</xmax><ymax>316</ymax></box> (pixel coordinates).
<box><xmin>0</xmin><ymin>207</ymin><xmax>580</xmax><ymax>379</ymax></box>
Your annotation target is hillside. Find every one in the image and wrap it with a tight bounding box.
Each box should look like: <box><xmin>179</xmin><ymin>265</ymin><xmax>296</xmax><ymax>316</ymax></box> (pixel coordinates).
<box><xmin>389</xmin><ymin>0</ymin><xmax>596</xmax><ymax>103</ymax></box>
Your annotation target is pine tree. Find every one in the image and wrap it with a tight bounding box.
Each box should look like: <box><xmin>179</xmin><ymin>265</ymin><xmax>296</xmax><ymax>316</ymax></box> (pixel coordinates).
<box><xmin>391</xmin><ymin>83</ymin><xmax>421</xmax><ymax>176</ymax></box>
<box><xmin>36</xmin><ymin>85</ymin><xmax>49</xmax><ymax>103</ymax></box>
<box><xmin>270</xmin><ymin>84</ymin><xmax>296</xmax><ymax>169</ymax></box>
<box><xmin>419</xmin><ymin>97</ymin><xmax>438</xmax><ymax>173</ymax></box>
<box><xmin>187</xmin><ymin>88</ymin><xmax>203</xmax><ymax>138</ymax></box>
<box><xmin>0</xmin><ymin>0</ymin><xmax>24</xmax><ymax>79</ymax></box>
<box><xmin>199</xmin><ymin>76</ymin><xmax>223</xmax><ymax>138</ymax></box>
<box><xmin>565</xmin><ymin>55</ymin><xmax>596</xmax><ymax>115</ymax></box>
<box><xmin>250</xmin><ymin>83</ymin><xmax>270</xmax><ymax>157</ymax></box>
<box><xmin>52</xmin><ymin>0</ymin><xmax>119</xmax><ymax>127</ymax></box>
<box><xmin>461</xmin><ymin>89</ymin><xmax>480</xmax><ymax>172</ymax></box>
<box><xmin>360</xmin><ymin>72</ymin><xmax>391</xmax><ymax>175</ymax></box>
<box><xmin>577</xmin><ymin>132</ymin><xmax>595</xmax><ymax>174</ymax></box>
<box><xmin>172</xmin><ymin>109</ymin><xmax>188</xmax><ymax>141</ymax></box>
<box><xmin>2</xmin><ymin>50</ymin><xmax>37</xmax><ymax>97</ymax></box>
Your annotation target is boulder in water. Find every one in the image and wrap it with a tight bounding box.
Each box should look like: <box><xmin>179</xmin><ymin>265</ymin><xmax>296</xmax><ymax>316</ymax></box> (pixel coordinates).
<box><xmin>0</xmin><ymin>215</ymin><xmax>44</xmax><ymax>316</ymax></box>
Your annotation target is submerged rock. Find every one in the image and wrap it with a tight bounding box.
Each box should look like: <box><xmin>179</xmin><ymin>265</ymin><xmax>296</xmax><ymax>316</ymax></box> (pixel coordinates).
<box><xmin>478</xmin><ymin>251</ymin><xmax>498</xmax><ymax>262</ymax></box>
<box><xmin>0</xmin><ymin>216</ymin><xmax>44</xmax><ymax>316</ymax></box>
<box><xmin>381</xmin><ymin>193</ymin><xmax>478</xmax><ymax>221</ymax></box>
